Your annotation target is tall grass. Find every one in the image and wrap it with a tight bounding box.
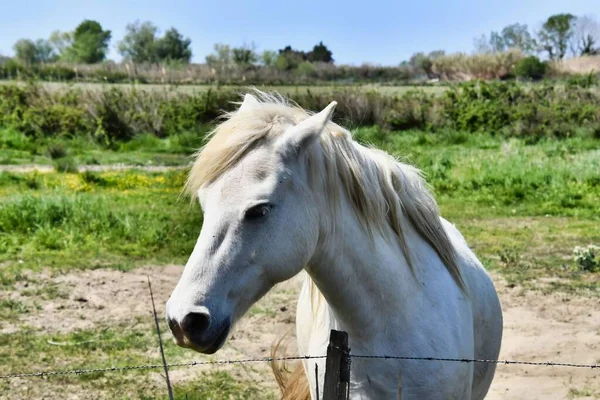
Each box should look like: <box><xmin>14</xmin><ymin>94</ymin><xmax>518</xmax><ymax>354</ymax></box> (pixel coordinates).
<box><xmin>1</xmin><ymin>132</ymin><xmax>598</xmax><ymax>278</ymax></box>
<box><xmin>432</xmin><ymin>50</ymin><xmax>524</xmax><ymax>80</ymax></box>
<box><xmin>1</xmin><ymin>53</ymin><xmax>598</xmax><ymax>85</ymax></box>
<box><xmin>552</xmin><ymin>55</ymin><xmax>600</xmax><ymax>75</ymax></box>
<box><xmin>1</xmin><ymin>81</ymin><xmax>599</xmax><ymax>144</ymax></box>
<box><xmin>0</xmin><ymin>59</ymin><xmax>417</xmax><ymax>86</ymax></box>
<box><xmin>0</xmin><ymin>170</ymin><xmax>200</xmax><ymax>274</ymax></box>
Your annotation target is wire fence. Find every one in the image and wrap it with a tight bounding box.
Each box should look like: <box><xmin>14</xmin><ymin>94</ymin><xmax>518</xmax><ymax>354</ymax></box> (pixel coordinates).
<box><xmin>2</xmin><ymin>276</ymin><xmax>598</xmax><ymax>400</ymax></box>
<box><xmin>1</xmin><ymin>354</ymin><xmax>598</xmax><ymax>380</ymax></box>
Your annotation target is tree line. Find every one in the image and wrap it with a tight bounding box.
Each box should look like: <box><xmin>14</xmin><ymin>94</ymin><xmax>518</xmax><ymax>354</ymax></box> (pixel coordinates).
<box><xmin>10</xmin><ymin>13</ymin><xmax>598</xmax><ymax>70</ymax></box>
<box><xmin>3</xmin><ymin>12</ymin><xmax>598</xmax><ymax>87</ymax></box>
<box><xmin>406</xmin><ymin>13</ymin><xmax>599</xmax><ymax>78</ymax></box>
<box><xmin>474</xmin><ymin>13</ymin><xmax>599</xmax><ymax>59</ymax></box>
<box><xmin>9</xmin><ymin>19</ymin><xmax>335</xmax><ymax>69</ymax></box>
<box><xmin>11</xmin><ymin>20</ymin><xmax>193</xmax><ymax>65</ymax></box>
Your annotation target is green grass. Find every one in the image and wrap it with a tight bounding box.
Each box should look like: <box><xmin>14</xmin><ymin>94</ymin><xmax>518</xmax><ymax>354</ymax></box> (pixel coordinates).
<box><xmin>0</xmin><ymin>320</ymin><xmax>274</xmax><ymax>399</ymax></box>
<box><xmin>1</xmin><ymin>129</ymin><xmax>598</xmax><ymax>292</ymax></box>
<box><xmin>0</xmin><ymin>128</ymin><xmax>599</xmax><ymax>398</ymax></box>
<box><xmin>351</xmin><ymin>127</ymin><xmax>600</xmax><ymax>291</ymax></box>
<box><xmin>0</xmin><ymin>128</ymin><xmax>203</xmax><ymax>166</ymax></box>
<box><xmin>568</xmin><ymin>387</ymin><xmax>599</xmax><ymax>399</ymax></box>
<box><xmin>0</xmin><ymin>299</ymin><xmax>31</xmax><ymax>319</ymax></box>
<box><xmin>0</xmin><ymin>169</ymin><xmax>202</xmax><ymax>286</ymax></box>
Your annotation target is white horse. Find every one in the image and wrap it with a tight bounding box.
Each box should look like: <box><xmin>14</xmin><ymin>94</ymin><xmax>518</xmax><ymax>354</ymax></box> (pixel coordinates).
<box><xmin>166</xmin><ymin>91</ymin><xmax>503</xmax><ymax>399</ymax></box>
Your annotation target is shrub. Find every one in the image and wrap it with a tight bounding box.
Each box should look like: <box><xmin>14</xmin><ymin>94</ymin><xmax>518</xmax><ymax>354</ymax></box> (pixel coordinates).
<box><xmin>433</xmin><ymin>50</ymin><xmax>524</xmax><ymax>80</ymax></box>
<box><xmin>0</xmin><ymin>81</ymin><xmax>598</xmax><ymax>143</ymax></box>
<box><xmin>566</xmin><ymin>73</ymin><xmax>599</xmax><ymax>89</ymax></box>
<box><xmin>385</xmin><ymin>90</ymin><xmax>434</xmax><ymax>130</ymax></box>
<box><xmin>54</xmin><ymin>157</ymin><xmax>79</xmax><ymax>173</ymax></box>
<box><xmin>0</xmin><ymin>129</ymin><xmax>31</xmax><ymax>150</ymax></box>
<box><xmin>573</xmin><ymin>245</ymin><xmax>600</xmax><ymax>272</ymax></box>
<box><xmin>80</xmin><ymin>171</ymin><xmax>107</xmax><ymax>185</ymax></box>
<box><xmin>25</xmin><ymin>173</ymin><xmax>42</xmax><ymax>190</ymax></box>
<box><xmin>48</xmin><ymin>144</ymin><xmax>67</xmax><ymax>159</ymax></box>
<box><xmin>514</xmin><ymin>56</ymin><xmax>547</xmax><ymax>81</ymax></box>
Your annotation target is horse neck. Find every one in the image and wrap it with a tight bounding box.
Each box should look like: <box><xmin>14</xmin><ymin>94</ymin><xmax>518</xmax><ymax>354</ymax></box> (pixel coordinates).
<box><xmin>306</xmin><ymin>190</ymin><xmax>419</xmax><ymax>343</ymax></box>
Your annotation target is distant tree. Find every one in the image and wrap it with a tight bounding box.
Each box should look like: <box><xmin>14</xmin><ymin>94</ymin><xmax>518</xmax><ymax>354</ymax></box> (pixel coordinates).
<box><xmin>278</xmin><ymin>46</ymin><xmax>307</xmax><ymax>59</ymax></box>
<box><xmin>260</xmin><ymin>50</ymin><xmax>277</xmax><ymax>67</ymax></box>
<box><xmin>117</xmin><ymin>21</ymin><xmax>159</xmax><ymax>63</ymax></box>
<box><xmin>537</xmin><ymin>13</ymin><xmax>576</xmax><ymax>59</ymax></box>
<box><xmin>13</xmin><ymin>39</ymin><xmax>37</xmax><ymax>64</ymax></box>
<box><xmin>296</xmin><ymin>61</ymin><xmax>316</xmax><ymax>77</ymax></box>
<box><xmin>408</xmin><ymin>51</ymin><xmax>442</xmax><ymax>78</ymax></box>
<box><xmin>501</xmin><ymin>23</ymin><xmax>536</xmax><ymax>53</ymax></box>
<box><xmin>155</xmin><ymin>28</ymin><xmax>192</xmax><ymax>63</ymax></box>
<box><xmin>489</xmin><ymin>32</ymin><xmax>506</xmax><ymax>53</ymax></box>
<box><xmin>49</xmin><ymin>30</ymin><xmax>73</xmax><ymax>58</ymax></box>
<box><xmin>569</xmin><ymin>15</ymin><xmax>600</xmax><ymax>56</ymax></box>
<box><xmin>34</xmin><ymin>39</ymin><xmax>58</xmax><ymax>63</ymax></box>
<box><xmin>475</xmin><ymin>23</ymin><xmax>535</xmax><ymax>54</ymax></box>
<box><xmin>63</xmin><ymin>20</ymin><xmax>111</xmax><ymax>63</ymax></box>
<box><xmin>473</xmin><ymin>34</ymin><xmax>492</xmax><ymax>54</ymax></box>
<box><xmin>232</xmin><ymin>43</ymin><xmax>258</xmax><ymax>68</ymax></box>
<box><xmin>274</xmin><ymin>54</ymin><xmax>294</xmax><ymax>71</ymax></box>
<box><xmin>275</xmin><ymin>46</ymin><xmax>306</xmax><ymax>70</ymax></box>
<box><xmin>307</xmin><ymin>41</ymin><xmax>333</xmax><ymax>63</ymax></box>
<box><xmin>205</xmin><ymin>43</ymin><xmax>232</xmax><ymax>68</ymax></box>
<box><xmin>13</xmin><ymin>38</ymin><xmax>58</xmax><ymax>64</ymax></box>
<box><xmin>428</xmin><ymin>50</ymin><xmax>446</xmax><ymax>59</ymax></box>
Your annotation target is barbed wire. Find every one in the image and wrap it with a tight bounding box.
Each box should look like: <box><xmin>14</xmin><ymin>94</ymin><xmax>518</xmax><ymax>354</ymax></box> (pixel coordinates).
<box><xmin>0</xmin><ymin>356</ymin><xmax>327</xmax><ymax>380</ymax></box>
<box><xmin>1</xmin><ymin>354</ymin><xmax>597</xmax><ymax>380</ymax></box>
<box><xmin>351</xmin><ymin>355</ymin><xmax>600</xmax><ymax>369</ymax></box>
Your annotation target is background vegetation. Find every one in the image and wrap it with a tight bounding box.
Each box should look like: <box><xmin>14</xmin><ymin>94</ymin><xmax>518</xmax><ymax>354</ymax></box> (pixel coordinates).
<box><xmin>1</xmin><ymin>13</ymin><xmax>599</xmax><ymax>85</ymax></box>
<box><xmin>0</xmin><ymin>79</ymin><xmax>598</xmax><ymax>166</ymax></box>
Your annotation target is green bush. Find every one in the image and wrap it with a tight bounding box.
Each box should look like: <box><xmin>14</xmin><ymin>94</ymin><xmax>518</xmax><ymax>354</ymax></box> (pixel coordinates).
<box><xmin>514</xmin><ymin>56</ymin><xmax>547</xmax><ymax>81</ymax></box>
<box><xmin>566</xmin><ymin>73</ymin><xmax>599</xmax><ymax>89</ymax></box>
<box><xmin>440</xmin><ymin>80</ymin><xmax>599</xmax><ymax>138</ymax></box>
<box><xmin>54</xmin><ymin>157</ymin><xmax>79</xmax><ymax>173</ymax></box>
<box><xmin>572</xmin><ymin>245</ymin><xmax>600</xmax><ymax>273</ymax></box>
<box><xmin>0</xmin><ymin>129</ymin><xmax>32</xmax><ymax>150</ymax></box>
<box><xmin>47</xmin><ymin>144</ymin><xmax>67</xmax><ymax>159</ymax></box>
<box><xmin>0</xmin><ymin>81</ymin><xmax>598</xmax><ymax>145</ymax></box>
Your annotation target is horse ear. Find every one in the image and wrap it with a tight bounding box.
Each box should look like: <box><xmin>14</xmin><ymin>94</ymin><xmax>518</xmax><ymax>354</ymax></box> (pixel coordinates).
<box><xmin>238</xmin><ymin>93</ymin><xmax>260</xmax><ymax>112</ymax></box>
<box><xmin>276</xmin><ymin>101</ymin><xmax>337</xmax><ymax>159</ymax></box>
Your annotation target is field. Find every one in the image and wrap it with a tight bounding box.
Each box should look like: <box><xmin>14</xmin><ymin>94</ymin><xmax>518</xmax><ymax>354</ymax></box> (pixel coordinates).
<box><xmin>0</xmin><ymin>80</ymin><xmax>448</xmax><ymax>97</ymax></box>
<box><xmin>1</xmin><ymin>78</ymin><xmax>600</xmax><ymax>399</ymax></box>
<box><xmin>1</xmin><ymin>123</ymin><xmax>599</xmax><ymax>399</ymax></box>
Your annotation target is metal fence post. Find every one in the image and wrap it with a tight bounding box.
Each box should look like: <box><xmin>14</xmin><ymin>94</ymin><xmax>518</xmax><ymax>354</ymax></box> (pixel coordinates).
<box><xmin>323</xmin><ymin>329</ymin><xmax>351</xmax><ymax>400</ymax></box>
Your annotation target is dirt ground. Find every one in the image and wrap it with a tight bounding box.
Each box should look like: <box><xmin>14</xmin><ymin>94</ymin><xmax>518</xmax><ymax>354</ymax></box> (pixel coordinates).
<box><xmin>2</xmin><ymin>265</ymin><xmax>599</xmax><ymax>399</ymax></box>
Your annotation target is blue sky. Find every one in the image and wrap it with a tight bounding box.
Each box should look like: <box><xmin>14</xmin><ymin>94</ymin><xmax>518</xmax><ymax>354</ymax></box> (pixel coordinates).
<box><xmin>0</xmin><ymin>0</ymin><xmax>596</xmax><ymax>66</ymax></box>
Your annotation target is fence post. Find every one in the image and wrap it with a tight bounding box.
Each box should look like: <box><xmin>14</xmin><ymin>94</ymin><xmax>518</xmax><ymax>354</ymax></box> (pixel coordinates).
<box><xmin>323</xmin><ymin>329</ymin><xmax>351</xmax><ymax>400</ymax></box>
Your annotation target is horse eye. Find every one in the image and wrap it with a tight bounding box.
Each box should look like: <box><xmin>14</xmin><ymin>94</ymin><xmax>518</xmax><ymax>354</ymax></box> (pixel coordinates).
<box><xmin>244</xmin><ymin>204</ymin><xmax>272</xmax><ymax>220</ymax></box>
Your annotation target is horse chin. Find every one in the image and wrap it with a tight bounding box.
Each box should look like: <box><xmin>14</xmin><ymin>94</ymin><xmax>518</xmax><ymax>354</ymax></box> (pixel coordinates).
<box><xmin>174</xmin><ymin>320</ymin><xmax>231</xmax><ymax>355</ymax></box>
<box><xmin>198</xmin><ymin>320</ymin><xmax>231</xmax><ymax>355</ymax></box>
<box><xmin>201</xmin><ymin>323</ymin><xmax>230</xmax><ymax>354</ymax></box>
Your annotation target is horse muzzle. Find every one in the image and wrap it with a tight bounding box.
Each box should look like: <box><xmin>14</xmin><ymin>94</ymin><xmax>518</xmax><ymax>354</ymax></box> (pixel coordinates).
<box><xmin>167</xmin><ymin>310</ymin><xmax>231</xmax><ymax>354</ymax></box>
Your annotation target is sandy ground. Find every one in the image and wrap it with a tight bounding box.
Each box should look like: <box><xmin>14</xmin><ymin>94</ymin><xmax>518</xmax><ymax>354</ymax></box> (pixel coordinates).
<box><xmin>2</xmin><ymin>265</ymin><xmax>599</xmax><ymax>399</ymax></box>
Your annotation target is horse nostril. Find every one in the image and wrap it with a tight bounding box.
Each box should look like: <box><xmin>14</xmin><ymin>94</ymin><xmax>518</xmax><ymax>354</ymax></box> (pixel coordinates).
<box><xmin>181</xmin><ymin>312</ymin><xmax>211</xmax><ymax>336</ymax></box>
<box><xmin>167</xmin><ymin>317</ymin><xmax>179</xmax><ymax>333</ymax></box>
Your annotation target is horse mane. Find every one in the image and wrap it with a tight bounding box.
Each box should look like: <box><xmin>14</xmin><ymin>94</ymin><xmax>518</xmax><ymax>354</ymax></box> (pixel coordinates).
<box><xmin>185</xmin><ymin>89</ymin><xmax>465</xmax><ymax>399</ymax></box>
<box><xmin>184</xmin><ymin>89</ymin><xmax>465</xmax><ymax>292</ymax></box>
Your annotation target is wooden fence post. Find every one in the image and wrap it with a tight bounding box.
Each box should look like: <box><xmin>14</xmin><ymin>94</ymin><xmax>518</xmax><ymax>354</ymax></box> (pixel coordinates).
<box><xmin>323</xmin><ymin>329</ymin><xmax>351</xmax><ymax>400</ymax></box>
